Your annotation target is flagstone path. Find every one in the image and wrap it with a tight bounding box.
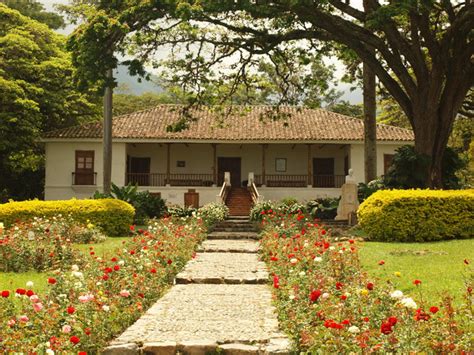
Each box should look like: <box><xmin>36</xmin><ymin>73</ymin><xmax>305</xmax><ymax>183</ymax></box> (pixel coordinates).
<box><xmin>103</xmin><ymin>217</ymin><xmax>290</xmax><ymax>355</ymax></box>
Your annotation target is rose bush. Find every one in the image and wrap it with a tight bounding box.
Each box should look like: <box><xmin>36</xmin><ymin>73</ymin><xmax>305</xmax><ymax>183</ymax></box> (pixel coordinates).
<box><xmin>0</xmin><ymin>217</ymin><xmax>206</xmax><ymax>353</ymax></box>
<box><xmin>259</xmin><ymin>210</ymin><xmax>473</xmax><ymax>353</ymax></box>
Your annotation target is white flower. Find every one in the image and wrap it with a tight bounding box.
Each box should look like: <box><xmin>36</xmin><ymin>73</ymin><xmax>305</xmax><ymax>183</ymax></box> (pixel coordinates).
<box><xmin>102</xmin><ymin>305</ymin><xmax>110</xmax><ymax>312</ymax></box>
<box><xmin>299</xmin><ymin>271</ymin><xmax>306</xmax><ymax>277</ymax></box>
<box><xmin>289</xmin><ymin>294</ymin><xmax>295</xmax><ymax>300</ymax></box>
<box><xmin>338</xmin><ymin>250</ymin><xmax>344</xmax><ymax>254</ymax></box>
<box><xmin>322</xmin><ymin>292</ymin><xmax>330</xmax><ymax>299</ymax></box>
<box><xmin>118</xmin><ymin>260</ymin><xmax>125</xmax><ymax>266</ymax></box>
<box><xmin>314</xmin><ymin>257</ymin><xmax>323</xmax><ymax>262</ymax></box>
<box><xmin>46</xmin><ymin>349</ymin><xmax>55</xmax><ymax>355</ymax></box>
<box><xmin>72</xmin><ymin>271</ymin><xmax>83</xmax><ymax>279</ymax></box>
<box><xmin>0</xmin><ymin>222</ymin><xmax>4</xmax><ymax>229</ymax></box>
<box><xmin>400</xmin><ymin>297</ymin><xmax>418</xmax><ymax>309</ymax></box>
<box><xmin>348</xmin><ymin>326</ymin><xmax>360</xmax><ymax>334</ymax></box>
<box><xmin>390</xmin><ymin>290</ymin><xmax>404</xmax><ymax>299</ymax></box>
<box><xmin>290</xmin><ymin>258</ymin><xmax>298</xmax><ymax>264</ymax></box>
<box><xmin>26</xmin><ymin>281</ymin><xmax>34</xmax><ymax>289</ymax></box>
<box><xmin>27</xmin><ymin>231</ymin><xmax>35</xmax><ymax>240</ymax></box>
<box><xmin>71</xmin><ymin>265</ymin><xmax>79</xmax><ymax>272</ymax></box>
<box><xmin>329</xmin><ymin>246</ymin><xmax>335</xmax><ymax>251</ymax></box>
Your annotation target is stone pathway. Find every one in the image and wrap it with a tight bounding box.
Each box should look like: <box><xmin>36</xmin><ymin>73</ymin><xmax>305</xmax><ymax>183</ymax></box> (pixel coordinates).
<box><xmin>104</xmin><ymin>217</ymin><xmax>290</xmax><ymax>355</ymax></box>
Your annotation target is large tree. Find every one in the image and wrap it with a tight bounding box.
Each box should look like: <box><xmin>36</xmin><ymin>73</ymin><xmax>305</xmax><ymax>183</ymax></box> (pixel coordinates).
<box><xmin>0</xmin><ymin>4</ymin><xmax>100</xmax><ymax>201</ymax></box>
<box><xmin>0</xmin><ymin>0</ymin><xmax>65</xmax><ymax>29</ymax></box>
<box><xmin>66</xmin><ymin>0</ymin><xmax>473</xmax><ymax>187</ymax></box>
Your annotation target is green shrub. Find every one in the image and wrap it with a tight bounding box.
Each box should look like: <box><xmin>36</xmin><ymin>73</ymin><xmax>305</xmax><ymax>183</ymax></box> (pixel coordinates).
<box><xmin>358</xmin><ymin>189</ymin><xmax>474</xmax><ymax>242</ymax></box>
<box><xmin>93</xmin><ymin>183</ymin><xmax>167</xmax><ymax>224</ymax></box>
<box><xmin>250</xmin><ymin>199</ymin><xmax>306</xmax><ymax>221</ymax></box>
<box><xmin>358</xmin><ymin>177</ymin><xmax>386</xmax><ymax>202</ymax></box>
<box><xmin>307</xmin><ymin>197</ymin><xmax>340</xmax><ymax>219</ymax></box>
<box><xmin>197</xmin><ymin>202</ymin><xmax>229</xmax><ymax>226</ymax></box>
<box><xmin>167</xmin><ymin>205</ymin><xmax>197</xmax><ymax>217</ymax></box>
<box><xmin>0</xmin><ymin>199</ymin><xmax>134</xmax><ymax>236</ymax></box>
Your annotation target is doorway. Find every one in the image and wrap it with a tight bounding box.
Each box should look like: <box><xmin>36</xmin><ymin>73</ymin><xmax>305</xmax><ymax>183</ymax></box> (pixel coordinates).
<box><xmin>313</xmin><ymin>158</ymin><xmax>335</xmax><ymax>187</ymax></box>
<box><xmin>127</xmin><ymin>156</ymin><xmax>151</xmax><ymax>186</ymax></box>
<box><xmin>217</xmin><ymin>157</ymin><xmax>241</xmax><ymax>186</ymax></box>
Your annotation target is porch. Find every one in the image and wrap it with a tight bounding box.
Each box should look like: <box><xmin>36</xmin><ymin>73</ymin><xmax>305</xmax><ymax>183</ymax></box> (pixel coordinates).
<box><xmin>124</xmin><ymin>143</ymin><xmax>350</xmax><ymax>189</ymax></box>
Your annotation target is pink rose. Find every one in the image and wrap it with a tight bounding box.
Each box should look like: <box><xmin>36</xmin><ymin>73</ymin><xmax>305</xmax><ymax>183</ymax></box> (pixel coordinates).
<box><xmin>62</xmin><ymin>324</ymin><xmax>72</xmax><ymax>333</ymax></box>
<box><xmin>19</xmin><ymin>315</ymin><xmax>29</xmax><ymax>322</ymax></box>
<box><xmin>119</xmin><ymin>289</ymin><xmax>130</xmax><ymax>297</ymax></box>
<box><xmin>32</xmin><ymin>302</ymin><xmax>43</xmax><ymax>312</ymax></box>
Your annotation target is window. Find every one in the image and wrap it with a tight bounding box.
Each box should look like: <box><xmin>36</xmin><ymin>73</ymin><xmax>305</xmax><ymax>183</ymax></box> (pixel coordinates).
<box><xmin>275</xmin><ymin>158</ymin><xmax>287</xmax><ymax>172</ymax></box>
<box><xmin>384</xmin><ymin>154</ymin><xmax>395</xmax><ymax>175</ymax></box>
<box><xmin>74</xmin><ymin>151</ymin><xmax>95</xmax><ymax>185</ymax></box>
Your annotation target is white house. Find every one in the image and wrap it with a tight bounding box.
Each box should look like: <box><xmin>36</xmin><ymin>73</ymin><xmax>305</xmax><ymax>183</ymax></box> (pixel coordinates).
<box><xmin>41</xmin><ymin>105</ymin><xmax>413</xmax><ymax>215</ymax></box>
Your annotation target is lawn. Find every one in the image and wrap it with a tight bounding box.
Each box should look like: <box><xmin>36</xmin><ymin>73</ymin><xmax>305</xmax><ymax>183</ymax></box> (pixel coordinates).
<box><xmin>0</xmin><ymin>237</ymin><xmax>130</xmax><ymax>294</ymax></box>
<box><xmin>358</xmin><ymin>239</ymin><xmax>473</xmax><ymax>305</ymax></box>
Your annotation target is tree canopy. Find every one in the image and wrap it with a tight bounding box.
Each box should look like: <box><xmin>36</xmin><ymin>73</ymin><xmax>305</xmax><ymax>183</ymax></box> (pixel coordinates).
<box><xmin>0</xmin><ymin>4</ymin><xmax>100</xmax><ymax>201</ymax></box>
<box><xmin>0</xmin><ymin>0</ymin><xmax>65</xmax><ymax>29</ymax></box>
<box><xmin>66</xmin><ymin>0</ymin><xmax>473</xmax><ymax>187</ymax></box>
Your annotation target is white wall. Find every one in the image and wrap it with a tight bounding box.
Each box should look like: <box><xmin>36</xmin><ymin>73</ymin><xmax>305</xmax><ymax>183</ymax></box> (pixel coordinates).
<box><xmin>258</xmin><ymin>187</ymin><xmax>341</xmax><ymax>202</ymax></box>
<box><xmin>349</xmin><ymin>143</ymin><xmax>406</xmax><ymax>183</ymax></box>
<box><xmin>44</xmin><ymin>142</ymin><xmax>126</xmax><ymax>200</ymax></box>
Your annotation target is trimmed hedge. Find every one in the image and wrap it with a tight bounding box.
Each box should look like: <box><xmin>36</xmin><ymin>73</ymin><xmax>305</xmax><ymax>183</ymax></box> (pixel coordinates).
<box><xmin>0</xmin><ymin>199</ymin><xmax>134</xmax><ymax>236</ymax></box>
<box><xmin>358</xmin><ymin>189</ymin><xmax>474</xmax><ymax>242</ymax></box>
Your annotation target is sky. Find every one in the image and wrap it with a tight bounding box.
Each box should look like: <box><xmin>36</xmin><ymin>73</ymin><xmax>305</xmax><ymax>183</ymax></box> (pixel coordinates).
<box><xmin>40</xmin><ymin>0</ymin><xmax>362</xmax><ymax>103</ymax></box>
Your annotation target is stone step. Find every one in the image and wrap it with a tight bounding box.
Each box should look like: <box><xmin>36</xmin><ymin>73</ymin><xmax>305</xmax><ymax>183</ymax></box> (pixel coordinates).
<box><xmin>198</xmin><ymin>239</ymin><xmax>259</xmax><ymax>253</ymax></box>
<box><xmin>207</xmin><ymin>231</ymin><xmax>260</xmax><ymax>240</ymax></box>
<box><xmin>104</xmin><ymin>284</ymin><xmax>290</xmax><ymax>354</ymax></box>
<box><xmin>212</xmin><ymin>227</ymin><xmax>256</xmax><ymax>232</ymax></box>
<box><xmin>175</xmin><ymin>252</ymin><xmax>268</xmax><ymax>284</ymax></box>
<box><xmin>228</xmin><ymin>216</ymin><xmax>250</xmax><ymax>220</ymax></box>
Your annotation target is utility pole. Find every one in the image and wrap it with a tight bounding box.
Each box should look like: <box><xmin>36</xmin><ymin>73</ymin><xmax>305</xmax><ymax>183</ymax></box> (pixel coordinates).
<box><xmin>103</xmin><ymin>67</ymin><xmax>113</xmax><ymax>194</ymax></box>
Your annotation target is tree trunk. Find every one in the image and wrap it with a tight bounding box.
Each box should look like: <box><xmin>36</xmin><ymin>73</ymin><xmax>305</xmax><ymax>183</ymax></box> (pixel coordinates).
<box><xmin>103</xmin><ymin>68</ymin><xmax>113</xmax><ymax>194</ymax></box>
<box><xmin>412</xmin><ymin>104</ymin><xmax>455</xmax><ymax>189</ymax></box>
<box><xmin>363</xmin><ymin>61</ymin><xmax>377</xmax><ymax>183</ymax></box>
<box><xmin>363</xmin><ymin>0</ymin><xmax>377</xmax><ymax>184</ymax></box>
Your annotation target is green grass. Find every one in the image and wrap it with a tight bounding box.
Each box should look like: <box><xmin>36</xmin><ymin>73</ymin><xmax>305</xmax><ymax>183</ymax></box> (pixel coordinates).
<box><xmin>358</xmin><ymin>239</ymin><xmax>473</xmax><ymax>305</ymax></box>
<box><xmin>0</xmin><ymin>237</ymin><xmax>131</xmax><ymax>293</ymax></box>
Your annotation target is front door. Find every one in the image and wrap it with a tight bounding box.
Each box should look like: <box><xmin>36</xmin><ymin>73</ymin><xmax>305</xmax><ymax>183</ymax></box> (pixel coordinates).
<box><xmin>218</xmin><ymin>157</ymin><xmax>241</xmax><ymax>186</ymax></box>
<box><xmin>127</xmin><ymin>156</ymin><xmax>151</xmax><ymax>186</ymax></box>
<box><xmin>313</xmin><ymin>158</ymin><xmax>335</xmax><ymax>187</ymax></box>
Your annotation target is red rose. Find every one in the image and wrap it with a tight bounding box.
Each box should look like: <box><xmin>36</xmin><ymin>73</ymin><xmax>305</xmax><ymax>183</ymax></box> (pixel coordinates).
<box><xmin>113</xmin><ymin>265</ymin><xmax>120</xmax><ymax>271</ymax></box>
<box><xmin>26</xmin><ymin>290</ymin><xmax>34</xmax><ymax>297</ymax></box>
<box><xmin>104</xmin><ymin>267</ymin><xmax>113</xmax><ymax>273</ymax></box>
<box><xmin>273</xmin><ymin>275</ymin><xmax>280</xmax><ymax>289</ymax></box>
<box><xmin>363</xmin><ymin>317</ymin><xmax>369</xmax><ymax>322</ymax></box>
<box><xmin>1</xmin><ymin>290</ymin><xmax>10</xmax><ymax>298</ymax></box>
<box><xmin>321</xmin><ymin>230</ymin><xmax>326</xmax><ymax>235</ymax></box>
<box><xmin>429</xmin><ymin>306</ymin><xmax>439</xmax><ymax>314</ymax></box>
<box><xmin>102</xmin><ymin>274</ymin><xmax>109</xmax><ymax>281</ymax></box>
<box><xmin>70</xmin><ymin>336</ymin><xmax>80</xmax><ymax>345</ymax></box>
<box><xmin>130</xmin><ymin>250</ymin><xmax>135</xmax><ymax>255</ymax></box>
<box><xmin>340</xmin><ymin>295</ymin><xmax>347</xmax><ymax>301</ymax></box>
<box><xmin>67</xmin><ymin>306</ymin><xmax>75</xmax><ymax>314</ymax></box>
<box><xmin>16</xmin><ymin>288</ymin><xmax>26</xmax><ymax>295</ymax></box>
<box><xmin>47</xmin><ymin>278</ymin><xmax>56</xmax><ymax>285</ymax></box>
<box><xmin>167</xmin><ymin>259</ymin><xmax>172</xmax><ymax>265</ymax></box>
<box><xmin>150</xmin><ymin>268</ymin><xmax>157</xmax><ymax>274</ymax></box>
<box><xmin>342</xmin><ymin>319</ymin><xmax>350</xmax><ymax>325</ymax></box>
<box><xmin>130</xmin><ymin>225</ymin><xmax>135</xmax><ymax>232</ymax></box>
<box><xmin>84</xmin><ymin>328</ymin><xmax>91</xmax><ymax>335</ymax></box>
<box><xmin>413</xmin><ymin>279</ymin><xmax>422</xmax><ymax>286</ymax></box>
<box><xmin>335</xmin><ymin>282</ymin><xmax>343</xmax><ymax>290</ymax></box>
<box><xmin>309</xmin><ymin>290</ymin><xmax>322</xmax><ymax>302</ymax></box>
<box><xmin>380</xmin><ymin>322</ymin><xmax>393</xmax><ymax>334</ymax></box>
<box><xmin>378</xmin><ymin>260</ymin><xmax>385</xmax><ymax>265</ymax></box>
<box><xmin>388</xmin><ymin>316</ymin><xmax>398</xmax><ymax>326</ymax></box>
<box><xmin>366</xmin><ymin>282</ymin><xmax>374</xmax><ymax>290</ymax></box>
<box><xmin>78</xmin><ymin>352</ymin><xmax>87</xmax><ymax>355</ymax></box>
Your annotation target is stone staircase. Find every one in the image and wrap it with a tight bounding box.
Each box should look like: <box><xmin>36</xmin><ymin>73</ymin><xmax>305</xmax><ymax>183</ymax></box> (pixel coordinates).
<box><xmin>225</xmin><ymin>188</ymin><xmax>253</xmax><ymax>216</ymax></box>
<box><xmin>104</xmin><ymin>217</ymin><xmax>290</xmax><ymax>354</ymax></box>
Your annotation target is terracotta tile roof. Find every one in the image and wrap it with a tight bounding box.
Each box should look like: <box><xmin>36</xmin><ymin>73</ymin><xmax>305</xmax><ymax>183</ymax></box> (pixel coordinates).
<box><xmin>42</xmin><ymin>105</ymin><xmax>414</xmax><ymax>142</ymax></box>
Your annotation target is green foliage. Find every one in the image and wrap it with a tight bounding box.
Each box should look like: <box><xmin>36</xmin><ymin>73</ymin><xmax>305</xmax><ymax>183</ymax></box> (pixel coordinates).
<box><xmin>1</xmin><ymin>0</ymin><xmax>65</xmax><ymax>29</ymax></box>
<box><xmin>196</xmin><ymin>202</ymin><xmax>229</xmax><ymax>226</ymax></box>
<box><xmin>0</xmin><ymin>4</ymin><xmax>100</xmax><ymax>201</ymax></box>
<box><xmin>0</xmin><ymin>199</ymin><xmax>134</xmax><ymax>236</ymax></box>
<box><xmin>384</xmin><ymin>145</ymin><xmax>466</xmax><ymax>189</ymax></box>
<box><xmin>93</xmin><ymin>183</ymin><xmax>167</xmax><ymax>224</ymax></box>
<box><xmin>358</xmin><ymin>177</ymin><xmax>386</xmax><ymax>202</ymax></box>
<box><xmin>358</xmin><ymin>189</ymin><xmax>474</xmax><ymax>242</ymax></box>
<box><xmin>307</xmin><ymin>198</ymin><xmax>340</xmax><ymax>219</ymax></box>
<box><xmin>326</xmin><ymin>100</ymin><xmax>363</xmax><ymax>118</ymax></box>
<box><xmin>167</xmin><ymin>205</ymin><xmax>197</xmax><ymax>218</ymax></box>
<box><xmin>250</xmin><ymin>199</ymin><xmax>306</xmax><ymax>221</ymax></box>
<box><xmin>113</xmin><ymin>91</ymin><xmax>180</xmax><ymax>116</ymax></box>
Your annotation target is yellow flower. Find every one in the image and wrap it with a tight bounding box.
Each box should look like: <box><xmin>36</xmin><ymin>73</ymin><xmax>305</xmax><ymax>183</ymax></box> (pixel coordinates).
<box><xmin>360</xmin><ymin>289</ymin><xmax>369</xmax><ymax>296</ymax></box>
<box><xmin>394</xmin><ymin>271</ymin><xmax>401</xmax><ymax>277</ymax></box>
<box><xmin>87</xmin><ymin>223</ymin><xmax>94</xmax><ymax>229</ymax></box>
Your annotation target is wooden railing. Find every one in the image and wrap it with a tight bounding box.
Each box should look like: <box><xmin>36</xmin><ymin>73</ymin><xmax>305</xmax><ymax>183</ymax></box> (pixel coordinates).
<box><xmin>253</xmin><ymin>174</ymin><xmax>345</xmax><ymax>188</ymax></box>
<box><xmin>249</xmin><ymin>182</ymin><xmax>261</xmax><ymax>204</ymax></box>
<box><xmin>126</xmin><ymin>173</ymin><xmax>214</xmax><ymax>187</ymax></box>
<box><xmin>217</xmin><ymin>180</ymin><xmax>231</xmax><ymax>204</ymax></box>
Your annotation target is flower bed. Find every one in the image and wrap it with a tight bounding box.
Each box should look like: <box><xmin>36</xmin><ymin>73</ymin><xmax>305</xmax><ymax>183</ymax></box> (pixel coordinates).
<box><xmin>0</xmin><ymin>217</ymin><xmax>206</xmax><ymax>353</ymax></box>
<box><xmin>259</xmin><ymin>211</ymin><xmax>473</xmax><ymax>353</ymax></box>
